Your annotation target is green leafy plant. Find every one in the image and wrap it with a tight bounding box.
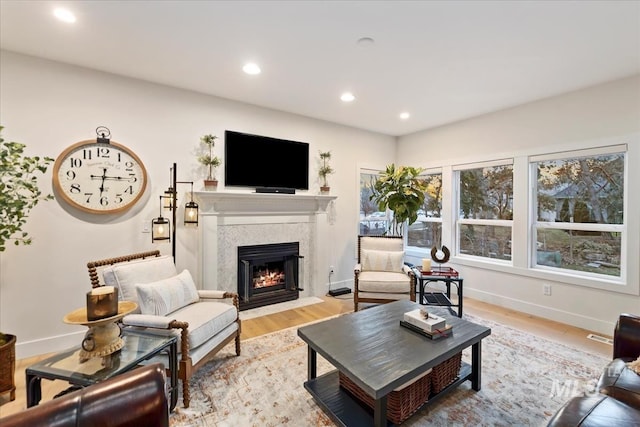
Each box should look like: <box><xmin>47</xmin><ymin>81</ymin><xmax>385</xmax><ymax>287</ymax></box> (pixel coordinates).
<box><xmin>318</xmin><ymin>151</ymin><xmax>334</xmax><ymax>188</ymax></box>
<box><xmin>197</xmin><ymin>134</ymin><xmax>221</xmax><ymax>180</ymax></box>
<box><xmin>369</xmin><ymin>164</ymin><xmax>427</xmax><ymax>236</ymax></box>
<box><xmin>0</xmin><ymin>126</ymin><xmax>54</xmax><ymax>251</ymax></box>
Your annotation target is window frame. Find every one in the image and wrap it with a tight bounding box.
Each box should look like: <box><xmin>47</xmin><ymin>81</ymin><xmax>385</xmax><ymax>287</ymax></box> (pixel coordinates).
<box><xmin>453</xmin><ymin>159</ymin><xmax>514</xmax><ymax>264</ymax></box>
<box><xmin>529</xmin><ymin>144</ymin><xmax>627</xmax><ymax>282</ymax></box>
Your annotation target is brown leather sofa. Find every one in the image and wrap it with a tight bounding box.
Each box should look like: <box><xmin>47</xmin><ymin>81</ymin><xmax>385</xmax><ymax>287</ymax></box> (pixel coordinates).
<box><xmin>547</xmin><ymin>313</ymin><xmax>640</xmax><ymax>426</ymax></box>
<box><xmin>0</xmin><ymin>363</ymin><xmax>169</xmax><ymax>427</ymax></box>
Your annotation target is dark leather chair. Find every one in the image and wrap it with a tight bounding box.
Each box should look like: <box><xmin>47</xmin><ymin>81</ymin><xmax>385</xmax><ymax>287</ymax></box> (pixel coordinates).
<box><xmin>547</xmin><ymin>313</ymin><xmax>640</xmax><ymax>426</ymax></box>
<box><xmin>0</xmin><ymin>363</ymin><xmax>169</xmax><ymax>427</ymax></box>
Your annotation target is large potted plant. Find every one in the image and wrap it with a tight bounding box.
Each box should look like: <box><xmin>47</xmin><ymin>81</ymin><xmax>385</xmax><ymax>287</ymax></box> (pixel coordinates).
<box><xmin>369</xmin><ymin>164</ymin><xmax>427</xmax><ymax>236</ymax></box>
<box><xmin>0</xmin><ymin>126</ymin><xmax>53</xmax><ymax>401</ymax></box>
<box><xmin>198</xmin><ymin>134</ymin><xmax>221</xmax><ymax>190</ymax></box>
<box><xmin>318</xmin><ymin>151</ymin><xmax>334</xmax><ymax>194</ymax></box>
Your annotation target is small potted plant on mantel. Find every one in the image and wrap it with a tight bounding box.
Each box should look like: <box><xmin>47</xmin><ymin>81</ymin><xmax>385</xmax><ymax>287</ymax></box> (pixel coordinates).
<box><xmin>318</xmin><ymin>151</ymin><xmax>334</xmax><ymax>194</ymax></box>
<box><xmin>0</xmin><ymin>126</ymin><xmax>54</xmax><ymax>401</ymax></box>
<box><xmin>198</xmin><ymin>134</ymin><xmax>221</xmax><ymax>190</ymax></box>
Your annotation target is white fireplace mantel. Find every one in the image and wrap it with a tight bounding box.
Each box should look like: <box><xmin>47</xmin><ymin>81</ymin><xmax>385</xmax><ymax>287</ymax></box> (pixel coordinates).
<box><xmin>194</xmin><ymin>191</ymin><xmax>336</xmax><ymax>215</ymax></box>
<box><xmin>194</xmin><ymin>191</ymin><xmax>337</xmax><ymax>298</ymax></box>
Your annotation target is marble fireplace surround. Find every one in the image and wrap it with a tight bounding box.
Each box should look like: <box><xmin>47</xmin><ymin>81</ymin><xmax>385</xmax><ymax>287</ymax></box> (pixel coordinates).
<box><xmin>194</xmin><ymin>192</ymin><xmax>336</xmax><ymax>300</ymax></box>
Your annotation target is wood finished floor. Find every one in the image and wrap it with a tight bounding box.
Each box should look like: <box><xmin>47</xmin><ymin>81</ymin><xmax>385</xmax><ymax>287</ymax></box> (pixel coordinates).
<box><xmin>0</xmin><ymin>295</ymin><xmax>612</xmax><ymax>417</ymax></box>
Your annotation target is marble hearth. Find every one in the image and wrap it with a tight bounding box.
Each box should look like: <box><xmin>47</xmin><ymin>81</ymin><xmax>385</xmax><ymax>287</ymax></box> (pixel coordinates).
<box><xmin>194</xmin><ymin>191</ymin><xmax>336</xmax><ymax>300</ymax></box>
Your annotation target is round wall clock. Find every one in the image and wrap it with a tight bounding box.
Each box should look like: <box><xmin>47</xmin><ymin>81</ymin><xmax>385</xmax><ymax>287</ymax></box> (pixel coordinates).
<box><xmin>52</xmin><ymin>138</ymin><xmax>148</xmax><ymax>214</ymax></box>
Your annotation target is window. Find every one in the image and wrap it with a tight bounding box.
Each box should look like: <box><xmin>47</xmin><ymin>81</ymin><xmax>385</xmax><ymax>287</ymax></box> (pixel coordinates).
<box><xmin>407</xmin><ymin>171</ymin><xmax>442</xmax><ymax>249</ymax></box>
<box><xmin>455</xmin><ymin>161</ymin><xmax>513</xmax><ymax>261</ymax></box>
<box><xmin>531</xmin><ymin>146</ymin><xmax>625</xmax><ymax>278</ymax></box>
<box><xmin>359</xmin><ymin>170</ymin><xmax>388</xmax><ymax>236</ymax></box>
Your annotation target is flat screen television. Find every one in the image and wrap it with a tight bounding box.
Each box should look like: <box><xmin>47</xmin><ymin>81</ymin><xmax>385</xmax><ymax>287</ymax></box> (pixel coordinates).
<box><xmin>224</xmin><ymin>130</ymin><xmax>309</xmax><ymax>191</ymax></box>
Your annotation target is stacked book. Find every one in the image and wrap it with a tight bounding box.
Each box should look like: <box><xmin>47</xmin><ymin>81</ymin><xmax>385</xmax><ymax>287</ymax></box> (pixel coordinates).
<box><xmin>400</xmin><ymin>309</ymin><xmax>453</xmax><ymax>340</ymax></box>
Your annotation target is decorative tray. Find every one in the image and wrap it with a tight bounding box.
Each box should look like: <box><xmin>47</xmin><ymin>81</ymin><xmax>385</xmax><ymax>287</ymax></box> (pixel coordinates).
<box><xmin>416</xmin><ymin>267</ymin><xmax>459</xmax><ymax>277</ymax></box>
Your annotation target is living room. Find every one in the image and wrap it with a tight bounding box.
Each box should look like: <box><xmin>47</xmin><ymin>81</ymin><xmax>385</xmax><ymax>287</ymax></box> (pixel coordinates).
<box><xmin>0</xmin><ymin>1</ymin><xmax>639</xmax><ymax>425</ymax></box>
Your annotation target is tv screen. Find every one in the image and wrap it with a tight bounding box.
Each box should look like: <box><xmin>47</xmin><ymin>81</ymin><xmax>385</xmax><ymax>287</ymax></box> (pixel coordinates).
<box><xmin>224</xmin><ymin>130</ymin><xmax>309</xmax><ymax>190</ymax></box>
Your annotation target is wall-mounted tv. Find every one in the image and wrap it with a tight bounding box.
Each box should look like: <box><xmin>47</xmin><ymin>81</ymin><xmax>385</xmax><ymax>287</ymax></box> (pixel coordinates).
<box><xmin>224</xmin><ymin>130</ymin><xmax>309</xmax><ymax>191</ymax></box>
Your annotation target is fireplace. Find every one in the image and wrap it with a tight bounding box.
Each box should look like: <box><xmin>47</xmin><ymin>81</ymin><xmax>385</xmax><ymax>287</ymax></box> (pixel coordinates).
<box><xmin>237</xmin><ymin>242</ymin><xmax>302</xmax><ymax>311</ymax></box>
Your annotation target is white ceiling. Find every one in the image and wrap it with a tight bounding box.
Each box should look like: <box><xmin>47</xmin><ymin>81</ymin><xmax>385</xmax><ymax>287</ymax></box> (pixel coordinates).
<box><xmin>1</xmin><ymin>1</ymin><xmax>639</xmax><ymax>136</ymax></box>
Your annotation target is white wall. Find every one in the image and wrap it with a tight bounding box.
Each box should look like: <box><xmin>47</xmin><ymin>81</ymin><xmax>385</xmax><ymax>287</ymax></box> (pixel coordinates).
<box><xmin>397</xmin><ymin>75</ymin><xmax>640</xmax><ymax>336</ymax></box>
<box><xmin>0</xmin><ymin>51</ymin><xmax>395</xmax><ymax>358</ymax></box>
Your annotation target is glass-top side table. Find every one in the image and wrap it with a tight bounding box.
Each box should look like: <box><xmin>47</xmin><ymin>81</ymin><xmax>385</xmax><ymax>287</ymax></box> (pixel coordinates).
<box><xmin>25</xmin><ymin>329</ymin><xmax>178</xmax><ymax>411</ymax></box>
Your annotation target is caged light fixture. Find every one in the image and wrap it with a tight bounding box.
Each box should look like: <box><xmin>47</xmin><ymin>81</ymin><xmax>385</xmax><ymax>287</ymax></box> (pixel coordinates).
<box><xmin>151</xmin><ymin>163</ymin><xmax>198</xmax><ymax>259</ymax></box>
<box><xmin>151</xmin><ymin>195</ymin><xmax>170</xmax><ymax>241</ymax></box>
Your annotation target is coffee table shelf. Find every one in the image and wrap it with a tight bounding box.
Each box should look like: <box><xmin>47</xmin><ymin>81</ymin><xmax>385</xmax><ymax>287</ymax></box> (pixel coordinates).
<box><xmin>305</xmin><ymin>363</ymin><xmax>472</xmax><ymax>426</ymax></box>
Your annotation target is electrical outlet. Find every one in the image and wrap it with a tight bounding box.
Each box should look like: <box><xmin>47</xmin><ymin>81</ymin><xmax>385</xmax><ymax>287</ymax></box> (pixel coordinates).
<box><xmin>543</xmin><ymin>283</ymin><xmax>552</xmax><ymax>296</ymax></box>
<box><xmin>329</xmin><ymin>265</ymin><xmax>335</xmax><ymax>275</ymax></box>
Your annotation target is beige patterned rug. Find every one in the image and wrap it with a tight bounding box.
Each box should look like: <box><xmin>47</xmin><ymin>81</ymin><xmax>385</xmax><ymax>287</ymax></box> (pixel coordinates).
<box><xmin>170</xmin><ymin>314</ymin><xmax>608</xmax><ymax>426</ymax></box>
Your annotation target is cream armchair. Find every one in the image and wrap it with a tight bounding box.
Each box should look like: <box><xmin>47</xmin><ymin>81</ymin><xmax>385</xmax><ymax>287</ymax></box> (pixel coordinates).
<box><xmin>354</xmin><ymin>235</ymin><xmax>416</xmax><ymax>311</ymax></box>
<box><xmin>86</xmin><ymin>250</ymin><xmax>240</xmax><ymax>408</ymax></box>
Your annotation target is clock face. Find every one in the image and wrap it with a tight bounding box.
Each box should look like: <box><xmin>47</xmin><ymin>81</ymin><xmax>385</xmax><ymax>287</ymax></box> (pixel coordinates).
<box><xmin>53</xmin><ymin>139</ymin><xmax>148</xmax><ymax>214</ymax></box>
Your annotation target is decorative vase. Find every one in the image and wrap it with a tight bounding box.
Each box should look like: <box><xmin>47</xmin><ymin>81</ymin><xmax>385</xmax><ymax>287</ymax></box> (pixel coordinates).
<box><xmin>0</xmin><ymin>333</ymin><xmax>16</xmax><ymax>402</ymax></box>
<box><xmin>320</xmin><ymin>186</ymin><xmax>330</xmax><ymax>194</ymax></box>
<box><xmin>204</xmin><ymin>179</ymin><xmax>218</xmax><ymax>191</ymax></box>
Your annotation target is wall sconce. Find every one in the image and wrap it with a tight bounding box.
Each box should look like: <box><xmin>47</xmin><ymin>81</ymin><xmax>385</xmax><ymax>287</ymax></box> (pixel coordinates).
<box><xmin>152</xmin><ymin>195</ymin><xmax>170</xmax><ymax>242</ymax></box>
<box><xmin>153</xmin><ymin>163</ymin><xmax>198</xmax><ymax>260</ymax></box>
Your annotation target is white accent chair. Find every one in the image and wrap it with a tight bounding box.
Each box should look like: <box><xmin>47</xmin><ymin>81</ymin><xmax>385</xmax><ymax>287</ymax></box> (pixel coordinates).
<box><xmin>86</xmin><ymin>250</ymin><xmax>241</xmax><ymax>408</ymax></box>
<box><xmin>354</xmin><ymin>235</ymin><xmax>416</xmax><ymax>311</ymax></box>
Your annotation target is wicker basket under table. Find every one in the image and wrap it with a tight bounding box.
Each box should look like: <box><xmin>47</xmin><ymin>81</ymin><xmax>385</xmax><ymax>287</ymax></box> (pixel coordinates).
<box><xmin>431</xmin><ymin>352</ymin><xmax>462</xmax><ymax>394</ymax></box>
<box><xmin>338</xmin><ymin>370</ymin><xmax>431</xmax><ymax>425</ymax></box>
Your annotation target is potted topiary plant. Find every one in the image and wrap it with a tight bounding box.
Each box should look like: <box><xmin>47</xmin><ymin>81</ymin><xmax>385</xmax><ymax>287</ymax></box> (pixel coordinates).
<box><xmin>198</xmin><ymin>134</ymin><xmax>221</xmax><ymax>190</ymax></box>
<box><xmin>369</xmin><ymin>163</ymin><xmax>427</xmax><ymax>236</ymax></box>
<box><xmin>318</xmin><ymin>151</ymin><xmax>334</xmax><ymax>194</ymax></box>
<box><xmin>0</xmin><ymin>125</ymin><xmax>53</xmax><ymax>402</ymax></box>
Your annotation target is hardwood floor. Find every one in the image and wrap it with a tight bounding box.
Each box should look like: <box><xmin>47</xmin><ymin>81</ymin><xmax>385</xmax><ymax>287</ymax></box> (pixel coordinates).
<box><xmin>0</xmin><ymin>295</ymin><xmax>612</xmax><ymax>418</ymax></box>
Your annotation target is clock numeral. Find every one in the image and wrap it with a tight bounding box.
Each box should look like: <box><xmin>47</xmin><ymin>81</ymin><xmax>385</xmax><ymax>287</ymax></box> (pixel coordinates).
<box><xmin>98</xmin><ymin>147</ymin><xmax>110</xmax><ymax>158</ymax></box>
<box><xmin>84</xmin><ymin>193</ymin><xmax>93</xmax><ymax>203</ymax></box>
<box><xmin>70</xmin><ymin>183</ymin><xmax>81</xmax><ymax>194</ymax></box>
<box><xmin>125</xmin><ymin>161</ymin><xmax>134</xmax><ymax>169</ymax></box>
<box><xmin>128</xmin><ymin>173</ymin><xmax>138</xmax><ymax>183</ymax></box>
<box><xmin>65</xmin><ymin>170</ymin><xmax>76</xmax><ymax>180</ymax></box>
<box><xmin>124</xmin><ymin>186</ymin><xmax>134</xmax><ymax>195</ymax></box>
<box><xmin>82</xmin><ymin>149</ymin><xmax>92</xmax><ymax>160</ymax></box>
<box><xmin>100</xmin><ymin>196</ymin><xmax>109</xmax><ymax>206</ymax></box>
<box><xmin>115</xmin><ymin>194</ymin><xmax>124</xmax><ymax>204</ymax></box>
<box><xmin>69</xmin><ymin>158</ymin><xmax>82</xmax><ymax>168</ymax></box>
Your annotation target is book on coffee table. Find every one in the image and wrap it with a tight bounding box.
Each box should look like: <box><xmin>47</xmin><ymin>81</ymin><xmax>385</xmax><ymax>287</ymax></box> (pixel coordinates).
<box><xmin>403</xmin><ymin>308</ymin><xmax>446</xmax><ymax>332</ymax></box>
<box><xmin>400</xmin><ymin>320</ymin><xmax>453</xmax><ymax>340</ymax></box>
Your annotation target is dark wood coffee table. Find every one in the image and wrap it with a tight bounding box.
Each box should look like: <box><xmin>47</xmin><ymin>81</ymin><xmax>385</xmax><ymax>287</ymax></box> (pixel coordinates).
<box><xmin>297</xmin><ymin>300</ymin><xmax>491</xmax><ymax>426</ymax></box>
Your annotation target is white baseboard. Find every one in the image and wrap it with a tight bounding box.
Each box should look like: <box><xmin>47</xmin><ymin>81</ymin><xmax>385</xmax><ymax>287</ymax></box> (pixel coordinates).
<box><xmin>464</xmin><ymin>287</ymin><xmax>616</xmax><ymax>336</ymax></box>
<box><xmin>16</xmin><ymin>330</ymin><xmax>85</xmax><ymax>360</ymax></box>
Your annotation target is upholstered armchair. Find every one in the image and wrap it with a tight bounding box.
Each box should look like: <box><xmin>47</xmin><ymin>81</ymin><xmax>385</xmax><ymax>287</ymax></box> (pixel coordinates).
<box><xmin>353</xmin><ymin>235</ymin><xmax>416</xmax><ymax>311</ymax></box>
<box><xmin>86</xmin><ymin>250</ymin><xmax>241</xmax><ymax>408</ymax></box>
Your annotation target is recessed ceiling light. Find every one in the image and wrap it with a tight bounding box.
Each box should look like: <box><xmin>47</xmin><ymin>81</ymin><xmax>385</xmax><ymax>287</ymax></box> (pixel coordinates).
<box><xmin>243</xmin><ymin>63</ymin><xmax>261</xmax><ymax>75</ymax></box>
<box><xmin>53</xmin><ymin>8</ymin><xmax>76</xmax><ymax>23</ymax></box>
<box><xmin>340</xmin><ymin>92</ymin><xmax>355</xmax><ymax>102</ymax></box>
<box><xmin>357</xmin><ymin>37</ymin><xmax>375</xmax><ymax>47</ymax></box>
<box><xmin>399</xmin><ymin>112</ymin><xmax>410</xmax><ymax>120</ymax></box>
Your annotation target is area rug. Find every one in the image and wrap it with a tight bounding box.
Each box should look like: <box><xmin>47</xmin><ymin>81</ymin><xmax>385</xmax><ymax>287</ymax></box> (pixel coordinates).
<box><xmin>170</xmin><ymin>314</ymin><xmax>609</xmax><ymax>426</ymax></box>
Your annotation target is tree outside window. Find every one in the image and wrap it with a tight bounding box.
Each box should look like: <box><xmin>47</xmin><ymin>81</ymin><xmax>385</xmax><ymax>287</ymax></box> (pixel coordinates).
<box><xmin>457</xmin><ymin>163</ymin><xmax>513</xmax><ymax>260</ymax></box>
<box><xmin>534</xmin><ymin>150</ymin><xmax>624</xmax><ymax>277</ymax></box>
<box><xmin>407</xmin><ymin>172</ymin><xmax>442</xmax><ymax>249</ymax></box>
<box><xmin>359</xmin><ymin>171</ymin><xmax>387</xmax><ymax>236</ymax></box>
